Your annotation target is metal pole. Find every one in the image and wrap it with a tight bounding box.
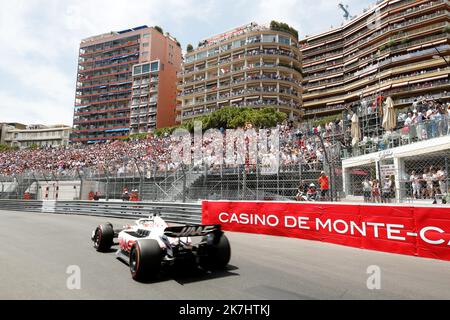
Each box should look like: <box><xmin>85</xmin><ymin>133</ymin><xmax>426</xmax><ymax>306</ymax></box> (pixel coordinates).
<box><xmin>317</xmin><ymin>134</ymin><xmax>334</xmax><ymax>202</ymax></box>
<box><xmin>133</xmin><ymin>158</ymin><xmax>144</xmax><ymax>202</ymax></box>
<box><xmin>182</xmin><ymin>164</ymin><xmax>187</xmax><ymax>203</ymax></box>
<box><xmin>445</xmin><ymin>155</ymin><xmax>449</xmax><ymax>197</ymax></box>
<box><xmin>77</xmin><ymin>169</ymin><xmax>83</xmax><ymax>201</ymax></box>
<box><xmin>104</xmin><ymin>165</ymin><xmax>110</xmax><ymax>202</ymax></box>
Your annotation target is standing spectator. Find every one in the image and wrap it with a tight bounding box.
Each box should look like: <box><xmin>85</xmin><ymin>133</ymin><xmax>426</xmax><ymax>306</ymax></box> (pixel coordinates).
<box><xmin>362</xmin><ymin>178</ymin><xmax>372</xmax><ymax>203</ymax></box>
<box><xmin>432</xmin><ymin>168</ymin><xmax>442</xmax><ymax>198</ymax></box>
<box><xmin>318</xmin><ymin>171</ymin><xmax>330</xmax><ymax>201</ymax></box>
<box><xmin>372</xmin><ymin>179</ymin><xmax>381</xmax><ymax>203</ymax></box>
<box><xmin>410</xmin><ymin>171</ymin><xmax>420</xmax><ymax>200</ymax></box>
<box><xmin>424</xmin><ymin>169</ymin><xmax>434</xmax><ymax>199</ymax></box>
<box><xmin>382</xmin><ymin>177</ymin><xmax>393</xmax><ymax>204</ymax></box>
<box><xmin>122</xmin><ymin>190</ymin><xmax>130</xmax><ymax>202</ymax></box>
<box><xmin>437</xmin><ymin>167</ymin><xmax>447</xmax><ymax>198</ymax></box>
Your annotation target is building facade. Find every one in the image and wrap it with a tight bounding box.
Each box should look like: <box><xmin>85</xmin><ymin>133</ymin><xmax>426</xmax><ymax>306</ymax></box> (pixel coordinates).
<box><xmin>0</xmin><ymin>123</ymin><xmax>26</xmax><ymax>145</ymax></box>
<box><xmin>177</xmin><ymin>22</ymin><xmax>302</xmax><ymax>123</ymax></box>
<box><xmin>4</xmin><ymin>125</ymin><xmax>72</xmax><ymax>148</ymax></box>
<box><xmin>300</xmin><ymin>0</ymin><xmax>450</xmax><ymax>120</ymax></box>
<box><xmin>72</xmin><ymin>26</ymin><xmax>182</xmax><ymax>143</ymax></box>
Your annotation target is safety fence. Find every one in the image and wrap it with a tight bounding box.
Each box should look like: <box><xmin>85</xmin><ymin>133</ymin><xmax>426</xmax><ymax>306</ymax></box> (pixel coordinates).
<box><xmin>1</xmin><ymin>131</ymin><xmax>448</xmax><ymax>205</ymax></box>
<box><xmin>343</xmin><ymin>137</ymin><xmax>450</xmax><ymax>205</ymax></box>
<box><xmin>0</xmin><ymin>200</ymin><xmax>202</xmax><ymax>225</ymax></box>
<box><xmin>0</xmin><ymin>133</ymin><xmax>342</xmax><ymax>203</ymax></box>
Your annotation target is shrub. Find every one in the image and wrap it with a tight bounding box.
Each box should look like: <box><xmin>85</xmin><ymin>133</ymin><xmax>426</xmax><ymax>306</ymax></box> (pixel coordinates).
<box><xmin>270</xmin><ymin>20</ymin><xmax>299</xmax><ymax>40</ymax></box>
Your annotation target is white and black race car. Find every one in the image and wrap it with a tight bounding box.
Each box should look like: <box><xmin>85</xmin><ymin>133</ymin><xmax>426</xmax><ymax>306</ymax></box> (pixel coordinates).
<box><xmin>91</xmin><ymin>215</ymin><xmax>231</xmax><ymax>282</ymax></box>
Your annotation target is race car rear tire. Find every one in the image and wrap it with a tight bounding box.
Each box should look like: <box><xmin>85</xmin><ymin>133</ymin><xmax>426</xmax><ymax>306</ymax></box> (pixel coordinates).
<box><xmin>130</xmin><ymin>240</ymin><xmax>162</xmax><ymax>282</ymax></box>
<box><xmin>199</xmin><ymin>234</ymin><xmax>231</xmax><ymax>271</ymax></box>
<box><xmin>94</xmin><ymin>224</ymin><xmax>114</xmax><ymax>252</ymax></box>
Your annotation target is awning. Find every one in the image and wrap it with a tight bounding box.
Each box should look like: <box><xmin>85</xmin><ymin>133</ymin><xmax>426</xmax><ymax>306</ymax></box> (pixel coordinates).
<box><xmin>408</xmin><ymin>75</ymin><xmax>448</xmax><ymax>84</ymax></box>
<box><xmin>392</xmin><ymin>81</ymin><xmax>408</xmax><ymax>88</ymax></box>
<box><xmin>230</xmin><ymin>98</ymin><xmax>242</xmax><ymax>102</ymax></box>
<box><xmin>344</xmin><ymin>57</ymin><xmax>358</xmax><ymax>66</ymax></box>
<box><xmin>105</xmin><ymin>128</ymin><xmax>130</xmax><ymax>133</ymax></box>
<box><xmin>327</xmin><ymin>100</ymin><xmax>345</xmax><ymax>105</ymax></box>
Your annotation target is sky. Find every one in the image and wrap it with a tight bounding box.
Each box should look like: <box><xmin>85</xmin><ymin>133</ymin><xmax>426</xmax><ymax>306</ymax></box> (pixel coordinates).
<box><xmin>0</xmin><ymin>0</ymin><xmax>375</xmax><ymax>126</ymax></box>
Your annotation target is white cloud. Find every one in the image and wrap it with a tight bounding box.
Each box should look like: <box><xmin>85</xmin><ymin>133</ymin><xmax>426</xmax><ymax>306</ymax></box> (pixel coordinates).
<box><xmin>0</xmin><ymin>0</ymin><xmax>374</xmax><ymax>125</ymax></box>
<box><xmin>0</xmin><ymin>91</ymin><xmax>73</xmax><ymax>125</ymax></box>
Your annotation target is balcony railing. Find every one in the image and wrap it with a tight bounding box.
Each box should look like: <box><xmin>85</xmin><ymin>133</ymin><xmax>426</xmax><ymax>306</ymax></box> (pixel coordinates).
<box><xmin>343</xmin><ymin>119</ymin><xmax>450</xmax><ymax>160</ymax></box>
<box><xmin>80</xmin><ymin>40</ymin><xmax>139</xmax><ymax>57</ymax></box>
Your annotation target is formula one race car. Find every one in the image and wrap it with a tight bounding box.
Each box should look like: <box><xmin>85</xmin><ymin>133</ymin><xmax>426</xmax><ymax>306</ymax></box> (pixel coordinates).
<box><xmin>91</xmin><ymin>215</ymin><xmax>231</xmax><ymax>282</ymax></box>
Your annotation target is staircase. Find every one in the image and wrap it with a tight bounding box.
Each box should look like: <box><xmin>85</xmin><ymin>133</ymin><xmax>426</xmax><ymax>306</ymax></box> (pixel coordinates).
<box><xmin>141</xmin><ymin>166</ymin><xmax>204</xmax><ymax>202</ymax></box>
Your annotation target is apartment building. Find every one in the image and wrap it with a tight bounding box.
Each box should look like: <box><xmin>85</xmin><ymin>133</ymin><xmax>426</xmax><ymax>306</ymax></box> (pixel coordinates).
<box><xmin>300</xmin><ymin>0</ymin><xmax>450</xmax><ymax>119</ymax></box>
<box><xmin>4</xmin><ymin>124</ymin><xmax>72</xmax><ymax>148</ymax></box>
<box><xmin>0</xmin><ymin>123</ymin><xmax>26</xmax><ymax>145</ymax></box>
<box><xmin>72</xmin><ymin>25</ymin><xmax>182</xmax><ymax>143</ymax></box>
<box><xmin>177</xmin><ymin>22</ymin><xmax>302</xmax><ymax>123</ymax></box>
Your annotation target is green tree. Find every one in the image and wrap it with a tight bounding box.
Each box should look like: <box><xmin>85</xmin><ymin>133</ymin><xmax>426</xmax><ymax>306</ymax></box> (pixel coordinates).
<box><xmin>0</xmin><ymin>144</ymin><xmax>12</xmax><ymax>152</ymax></box>
<box><xmin>155</xmin><ymin>106</ymin><xmax>288</xmax><ymax>136</ymax></box>
<box><xmin>154</xmin><ymin>25</ymin><xmax>163</xmax><ymax>34</ymax></box>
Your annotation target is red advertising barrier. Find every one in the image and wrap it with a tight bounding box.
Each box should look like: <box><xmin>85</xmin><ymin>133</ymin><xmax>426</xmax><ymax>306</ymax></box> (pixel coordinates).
<box><xmin>202</xmin><ymin>201</ymin><xmax>450</xmax><ymax>262</ymax></box>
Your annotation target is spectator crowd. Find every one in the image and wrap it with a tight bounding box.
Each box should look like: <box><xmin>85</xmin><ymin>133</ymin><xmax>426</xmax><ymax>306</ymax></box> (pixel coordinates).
<box><xmin>0</xmin><ymin>123</ymin><xmax>330</xmax><ymax>177</ymax></box>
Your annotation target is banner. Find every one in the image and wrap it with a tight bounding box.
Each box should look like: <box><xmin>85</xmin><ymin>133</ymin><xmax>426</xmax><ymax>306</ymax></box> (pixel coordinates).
<box><xmin>202</xmin><ymin>201</ymin><xmax>450</xmax><ymax>262</ymax></box>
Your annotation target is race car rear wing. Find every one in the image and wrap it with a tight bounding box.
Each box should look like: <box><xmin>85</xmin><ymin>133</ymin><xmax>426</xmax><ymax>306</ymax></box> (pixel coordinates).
<box><xmin>164</xmin><ymin>224</ymin><xmax>221</xmax><ymax>238</ymax></box>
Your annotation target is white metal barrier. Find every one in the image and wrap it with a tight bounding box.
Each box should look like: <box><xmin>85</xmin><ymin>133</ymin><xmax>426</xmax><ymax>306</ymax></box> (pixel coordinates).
<box><xmin>0</xmin><ymin>200</ymin><xmax>202</xmax><ymax>225</ymax></box>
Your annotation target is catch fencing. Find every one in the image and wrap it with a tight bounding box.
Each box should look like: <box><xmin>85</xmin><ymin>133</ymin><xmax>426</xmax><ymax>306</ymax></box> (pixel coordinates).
<box><xmin>343</xmin><ymin>137</ymin><xmax>450</xmax><ymax>205</ymax></box>
<box><xmin>0</xmin><ymin>134</ymin><xmax>343</xmax><ymax>203</ymax></box>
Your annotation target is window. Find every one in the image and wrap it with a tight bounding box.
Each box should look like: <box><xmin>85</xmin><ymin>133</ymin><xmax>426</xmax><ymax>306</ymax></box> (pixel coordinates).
<box><xmin>143</xmin><ymin>43</ymin><xmax>149</xmax><ymax>47</ymax></box>
<box><xmin>263</xmin><ymin>34</ymin><xmax>276</xmax><ymax>43</ymax></box>
<box><xmin>248</xmin><ymin>35</ymin><xmax>261</xmax><ymax>44</ymax></box>
<box><xmin>151</xmin><ymin>61</ymin><xmax>159</xmax><ymax>72</ymax></box>
<box><xmin>208</xmin><ymin>47</ymin><xmax>219</xmax><ymax>57</ymax></box>
<box><xmin>186</xmin><ymin>55</ymin><xmax>195</xmax><ymax>63</ymax></box>
<box><xmin>232</xmin><ymin>39</ymin><xmax>245</xmax><ymax>49</ymax></box>
<box><xmin>143</xmin><ymin>33</ymin><xmax>150</xmax><ymax>38</ymax></box>
<box><xmin>278</xmin><ymin>35</ymin><xmax>290</xmax><ymax>45</ymax></box>
<box><xmin>142</xmin><ymin>64</ymin><xmax>150</xmax><ymax>73</ymax></box>
<box><xmin>220</xmin><ymin>44</ymin><xmax>232</xmax><ymax>52</ymax></box>
<box><xmin>134</xmin><ymin>65</ymin><xmax>142</xmax><ymax>75</ymax></box>
<box><xmin>196</xmin><ymin>51</ymin><xmax>207</xmax><ymax>60</ymax></box>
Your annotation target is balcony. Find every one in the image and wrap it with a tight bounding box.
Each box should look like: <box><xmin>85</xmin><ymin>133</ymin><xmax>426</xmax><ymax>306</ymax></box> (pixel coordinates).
<box><xmin>79</xmin><ymin>50</ymin><xmax>139</xmax><ymax>65</ymax></box>
<box><xmin>80</xmin><ymin>40</ymin><xmax>140</xmax><ymax>57</ymax></box>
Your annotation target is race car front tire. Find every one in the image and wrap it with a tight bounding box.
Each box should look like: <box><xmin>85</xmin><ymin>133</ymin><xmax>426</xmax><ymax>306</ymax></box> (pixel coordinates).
<box><xmin>199</xmin><ymin>234</ymin><xmax>231</xmax><ymax>271</ymax></box>
<box><xmin>130</xmin><ymin>239</ymin><xmax>163</xmax><ymax>282</ymax></box>
<box><xmin>93</xmin><ymin>223</ymin><xmax>114</xmax><ymax>252</ymax></box>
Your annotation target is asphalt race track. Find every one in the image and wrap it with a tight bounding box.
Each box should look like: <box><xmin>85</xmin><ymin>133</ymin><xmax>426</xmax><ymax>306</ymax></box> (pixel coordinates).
<box><xmin>1</xmin><ymin>209</ymin><xmax>450</xmax><ymax>300</ymax></box>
